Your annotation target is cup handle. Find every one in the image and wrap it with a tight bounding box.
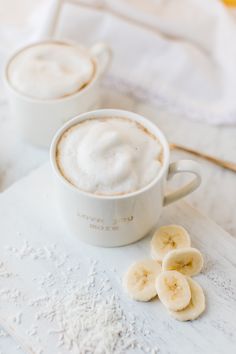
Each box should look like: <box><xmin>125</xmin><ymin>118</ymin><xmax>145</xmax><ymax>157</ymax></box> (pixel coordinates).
<box><xmin>90</xmin><ymin>43</ymin><xmax>112</xmax><ymax>76</ymax></box>
<box><xmin>163</xmin><ymin>160</ymin><xmax>201</xmax><ymax>206</ymax></box>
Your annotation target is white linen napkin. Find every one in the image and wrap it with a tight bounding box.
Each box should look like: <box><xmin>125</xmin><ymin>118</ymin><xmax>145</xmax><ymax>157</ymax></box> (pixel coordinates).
<box><xmin>2</xmin><ymin>0</ymin><xmax>236</xmax><ymax>124</ymax></box>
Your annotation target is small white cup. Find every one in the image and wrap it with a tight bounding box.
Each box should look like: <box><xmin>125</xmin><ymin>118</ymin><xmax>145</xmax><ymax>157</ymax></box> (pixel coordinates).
<box><xmin>50</xmin><ymin>109</ymin><xmax>202</xmax><ymax>247</ymax></box>
<box><xmin>4</xmin><ymin>40</ymin><xmax>111</xmax><ymax>148</ymax></box>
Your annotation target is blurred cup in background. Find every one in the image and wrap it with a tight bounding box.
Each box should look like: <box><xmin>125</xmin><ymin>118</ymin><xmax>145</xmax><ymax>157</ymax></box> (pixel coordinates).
<box><xmin>4</xmin><ymin>39</ymin><xmax>111</xmax><ymax>148</ymax></box>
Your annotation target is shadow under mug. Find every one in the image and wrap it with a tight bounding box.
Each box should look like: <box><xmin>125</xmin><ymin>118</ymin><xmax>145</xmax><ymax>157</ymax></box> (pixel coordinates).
<box><xmin>4</xmin><ymin>40</ymin><xmax>111</xmax><ymax>148</ymax></box>
<box><xmin>50</xmin><ymin>109</ymin><xmax>202</xmax><ymax>247</ymax></box>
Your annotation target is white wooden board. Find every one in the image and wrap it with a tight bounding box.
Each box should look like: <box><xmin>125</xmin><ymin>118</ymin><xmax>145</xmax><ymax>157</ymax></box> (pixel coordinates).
<box><xmin>0</xmin><ymin>163</ymin><xmax>235</xmax><ymax>354</ymax></box>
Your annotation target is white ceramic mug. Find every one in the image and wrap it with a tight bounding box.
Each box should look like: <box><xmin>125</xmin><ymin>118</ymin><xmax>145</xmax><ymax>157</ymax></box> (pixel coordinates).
<box><xmin>4</xmin><ymin>40</ymin><xmax>111</xmax><ymax>148</ymax></box>
<box><xmin>50</xmin><ymin>109</ymin><xmax>201</xmax><ymax>247</ymax></box>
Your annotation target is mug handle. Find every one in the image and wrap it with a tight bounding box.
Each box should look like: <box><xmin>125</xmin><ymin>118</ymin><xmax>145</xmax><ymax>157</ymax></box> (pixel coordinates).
<box><xmin>163</xmin><ymin>160</ymin><xmax>201</xmax><ymax>206</ymax></box>
<box><xmin>90</xmin><ymin>43</ymin><xmax>112</xmax><ymax>76</ymax></box>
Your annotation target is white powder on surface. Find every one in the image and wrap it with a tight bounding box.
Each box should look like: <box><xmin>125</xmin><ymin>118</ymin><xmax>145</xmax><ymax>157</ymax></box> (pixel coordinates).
<box><xmin>1</xmin><ymin>240</ymin><xmax>159</xmax><ymax>354</ymax></box>
<box><xmin>0</xmin><ymin>329</ymin><xmax>9</xmax><ymax>338</ymax></box>
<box><xmin>0</xmin><ymin>261</ymin><xmax>14</xmax><ymax>278</ymax></box>
<box><xmin>12</xmin><ymin>312</ymin><xmax>23</xmax><ymax>325</ymax></box>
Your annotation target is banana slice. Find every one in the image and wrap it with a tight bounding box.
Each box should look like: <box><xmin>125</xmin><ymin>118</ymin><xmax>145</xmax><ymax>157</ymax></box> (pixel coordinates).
<box><xmin>156</xmin><ymin>270</ymin><xmax>191</xmax><ymax>311</ymax></box>
<box><xmin>170</xmin><ymin>277</ymin><xmax>205</xmax><ymax>321</ymax></box>
<box><xmin>151</xmin><ymin>225</ymin><xmax>191</xmax><ymax>262</ymax></box>
<box><xmin>123</xmin><ymin>259</ymin><xmax>161</xmax><ymax>301</ymax></box>
<box><xmin>162</xmin><ymin>247</ymin><xmax>203</xmax><ymax>276</ymax></box>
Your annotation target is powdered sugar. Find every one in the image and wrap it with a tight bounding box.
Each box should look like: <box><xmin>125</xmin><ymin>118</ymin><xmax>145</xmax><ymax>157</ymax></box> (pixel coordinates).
<box><xmin>1</xmin><ymin>240</ymin><xmax>159</xmax><ymax>353</ymax></box>
<box><xmin>0</xmin><ymin>329</ymin><xmax>9</xmax><ymax>338</ymax></box>
<box><xmin>0</xmin><ymin>261</ymin><xmax>14</xmax><ymax>278</ymax></box>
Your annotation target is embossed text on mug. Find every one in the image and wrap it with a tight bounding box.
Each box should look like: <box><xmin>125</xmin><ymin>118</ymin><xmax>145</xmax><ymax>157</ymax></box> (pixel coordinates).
<box><xmin>77</xmin><ymin>211</ymin><xmax>134</xmax><ymax>231</ymax></box>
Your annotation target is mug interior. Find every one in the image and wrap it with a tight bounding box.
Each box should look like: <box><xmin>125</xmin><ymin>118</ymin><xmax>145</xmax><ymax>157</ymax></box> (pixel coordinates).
<box><xmin>4</xmin><ymin>39</ymin><xmax>99</xmax><ymax>103</ymax></box>
<box><xmin>50</xmin><ymin>109</ymin><xmax>170</xmax><ymax>200</ymax></box>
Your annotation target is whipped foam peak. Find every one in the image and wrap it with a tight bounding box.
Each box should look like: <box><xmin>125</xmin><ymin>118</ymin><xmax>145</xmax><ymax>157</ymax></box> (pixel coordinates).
<box><xmin>57</xmin><ymin>118</ymin><xmax>163</xmax><ymax>195</ymax></box>
<box><xmin>8</xmin><ymin>42</ymin><xmax>94</xmax><ymax>99</ymax></box>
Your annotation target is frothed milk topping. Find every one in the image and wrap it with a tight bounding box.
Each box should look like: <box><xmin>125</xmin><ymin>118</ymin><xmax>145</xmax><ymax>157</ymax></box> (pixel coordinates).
<box><xmin>56</xmin><ymin>117</ymin><xmax>163</xmax><ymax>195</ymax></box>
<box><xmin>7</xmin><ymin>42</ymin><xmax>94</xmax><ymax>100</ymax></box>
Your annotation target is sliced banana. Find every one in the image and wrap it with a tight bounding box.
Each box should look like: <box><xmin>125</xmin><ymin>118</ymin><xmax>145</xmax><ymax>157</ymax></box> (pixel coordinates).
<box><xmin>162</xmin><ymin>247</ymin><xmax>203</xmax><ymax>276</ymax></box>
<box><xmin>151</xmin><ymin>225</ymin><xmax>191</xmax><ymax>262</ymax></box>
<box><xmin>170</xmin><ymin>277</ymin><xmax>205</xmax><ymax>321</ymax></box>
<box><xmin>155</xmin><ymin>270</ymin><xmax>191</xmax><ymax>311</ymax></box>
<box><xmin>123</xmin><ymin>259</ymin><xmax>161</xmax><ymax>301</ymax></box>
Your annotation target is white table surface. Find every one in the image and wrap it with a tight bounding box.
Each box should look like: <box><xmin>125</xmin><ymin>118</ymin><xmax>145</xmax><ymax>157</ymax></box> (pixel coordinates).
<box><xmin>0</xmin><ymin>163</ymin><xmax>235</xmax><ymax>354</ymax></box>
<box><xmin>1</xmin><ymin>89</ymin><xmax>236</xmax><ymax>354</ymax></box>
<box><xmin>1</xmin><ymin>74</ymin><xmax>236</xmax><ymax>354</ymax></box>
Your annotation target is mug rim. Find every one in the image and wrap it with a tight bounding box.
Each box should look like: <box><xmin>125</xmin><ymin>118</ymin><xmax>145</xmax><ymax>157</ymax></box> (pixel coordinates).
<box><xmin>50</xmin><ymin>109</ymin><xmax>170</xmax><ymax>200</ymax></box>
<box><xmin>3</xmin><ymin>39</ymin><xmax>101</xmax><ymax>104</ymax></box>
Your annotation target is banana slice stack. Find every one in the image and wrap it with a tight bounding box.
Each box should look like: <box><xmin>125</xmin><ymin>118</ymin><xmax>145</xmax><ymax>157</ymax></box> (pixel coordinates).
<box><xmin>123</xmin><ymin>225</ymin><xmax>206</xmax><ymax>321</ymax></box>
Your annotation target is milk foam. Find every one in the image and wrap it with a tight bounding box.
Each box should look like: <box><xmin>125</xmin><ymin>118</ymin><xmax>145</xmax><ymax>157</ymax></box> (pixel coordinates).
<box><xmin>57</xmin><ymin>118</ymin><xmax>163</xmax><ymax>195</ymax></box>
<box><xmin>8</xmin><ymin>42</ymin><xmax>94</xmax><ymax>100</ymax></box>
